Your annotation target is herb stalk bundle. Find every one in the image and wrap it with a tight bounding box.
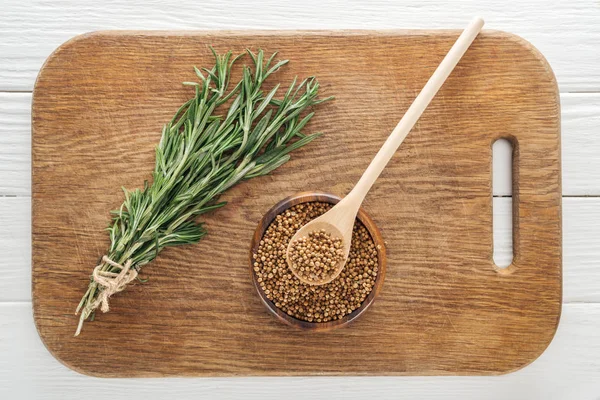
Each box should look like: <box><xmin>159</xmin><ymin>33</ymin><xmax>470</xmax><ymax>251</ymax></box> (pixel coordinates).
<box><xmin>75</xmin><ymin>49</ymin><xmax>331</xmax><ymax>335</ymax></box>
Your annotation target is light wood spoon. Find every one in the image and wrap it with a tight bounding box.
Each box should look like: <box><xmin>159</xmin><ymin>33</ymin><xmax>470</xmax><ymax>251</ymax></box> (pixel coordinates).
<box><xmin>286</xmin><ymin>17</ymin><xmax>485</xmax><ymax>285</ymax></box>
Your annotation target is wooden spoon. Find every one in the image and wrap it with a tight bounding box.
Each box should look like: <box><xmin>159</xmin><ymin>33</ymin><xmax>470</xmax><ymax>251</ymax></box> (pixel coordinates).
<box><xmin>286</xmin><ymin>17</ymin><xmax>485</xmax><ymax>285</ymax></box>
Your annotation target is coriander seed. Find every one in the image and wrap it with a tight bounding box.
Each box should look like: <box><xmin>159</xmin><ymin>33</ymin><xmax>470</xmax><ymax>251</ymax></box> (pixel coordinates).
<box><xmin>253</xmin><ymin>202</ymin><xmax>379</xmax><ymax>323</ymax></box>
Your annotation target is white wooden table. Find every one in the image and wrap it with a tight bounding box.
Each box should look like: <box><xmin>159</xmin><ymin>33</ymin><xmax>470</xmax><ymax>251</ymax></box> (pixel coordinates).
<box><xmin>1</xmin><ymin>1</ymin><xmax>599</xmax><ymax>398</ymax></box>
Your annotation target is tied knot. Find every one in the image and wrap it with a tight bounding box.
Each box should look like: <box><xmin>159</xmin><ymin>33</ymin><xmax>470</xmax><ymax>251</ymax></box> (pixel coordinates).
<box><xmin>91</xmin><ymin>256</ymin><xmax>138</xmax><ymax>313</ymax></box>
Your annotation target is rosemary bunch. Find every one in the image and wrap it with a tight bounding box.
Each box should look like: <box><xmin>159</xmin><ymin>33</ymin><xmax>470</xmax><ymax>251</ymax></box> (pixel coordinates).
<box><xmin>75</xmin><ymin>49</ymin><xmax>331</xmax><ymax>335</ymax></box>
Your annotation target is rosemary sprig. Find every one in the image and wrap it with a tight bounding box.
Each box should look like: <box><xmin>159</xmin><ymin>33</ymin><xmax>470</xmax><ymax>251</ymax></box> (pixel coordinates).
<box><xmin>75</xmin><ymin>48</ymin><xmax>332</xmax><ymax>335</ymax></box>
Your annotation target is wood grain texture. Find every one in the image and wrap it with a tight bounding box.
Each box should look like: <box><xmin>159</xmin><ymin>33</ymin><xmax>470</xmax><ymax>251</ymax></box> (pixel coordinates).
<box><xmin>4</xmin><ymin>93</ymin><xmax>600</xmax><ymax>197</ymax></box>
<box><xmin>6</xmin><ymin>197</ymin><xmax>594</xmax><ymax>304</ymax></box>
<box><xmin>0</xmin><ymin>198</ymin><xmax>31</xmax><ymax>301</ymax></box>
<box><xmin>0</xmin><ymin>93</ymin><xmax>31</xmax><ymax>196</ymax></box>
<box><xmin>31</xmin><ymin>31</ymin><xmax>561</xmax><ymax>376</ymax></box>
<box><xmin>2</xmin><ymin>0</ymin><xmax>600</xmax><ymax>92</ymax></box>
<box><xmin>3</xmin><ymin>303</ymin><xmax>600</xmax><ymax>399</ymax></box>
<box><xmin>561</xmin><ymin>93</ymin><xmax>600</xmax><ymax>195</ymax></box>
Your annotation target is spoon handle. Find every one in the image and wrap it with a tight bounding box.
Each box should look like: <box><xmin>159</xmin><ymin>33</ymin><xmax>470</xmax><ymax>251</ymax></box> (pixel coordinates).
<box><xmin>347</xmin><ymin>17</ymin><xmax>484</xmax><ymax>204</ymax></box>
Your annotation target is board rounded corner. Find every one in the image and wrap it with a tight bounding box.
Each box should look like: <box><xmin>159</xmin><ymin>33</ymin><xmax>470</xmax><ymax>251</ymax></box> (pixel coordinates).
<box><xmin>488</xmin><ymin>30</ymin><xmax>560</xmax><ymax>101</ymax></box>
<box><xmin>31</xmin><ymin>302</ymin><xmax>110</xmax><ymax>378</ymax></box>
<box><xmin>499</xmin><ymin>303</ymin><xmax>562</xmax><ymax>376</ymax></box>
<box><xmin>33</xmin><ymin>31</ymin><xmax>105</xmax><ymax>101</ymax></box>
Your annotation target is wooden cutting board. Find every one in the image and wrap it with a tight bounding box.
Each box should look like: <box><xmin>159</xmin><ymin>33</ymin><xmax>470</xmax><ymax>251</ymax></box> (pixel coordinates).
<box><xmin>32</xmin><ymin>30</ymin><xmax>561</xmax><ymax>377</ymax></box>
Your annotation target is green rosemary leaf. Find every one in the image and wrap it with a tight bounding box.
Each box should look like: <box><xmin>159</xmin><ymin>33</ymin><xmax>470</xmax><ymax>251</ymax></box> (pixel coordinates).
<box><xmin>266</xmin><ymin>59</ymin><xmax>289</xmax><ymax>78</ymax></box>
<box><xmin>201</xmin><ymin>67</ymin><xmax>220</xmax><ymax>85</ymax></box>
<box><xmin>193</xmin><ymin>66</ymin><xmax>206</xmax><ymax>82</ymax></box>
<box><xmin>265</xmin><ymin>51</ymin><xmax>278</xmax><ymax>70</ymax></box>
<box><xmin>246</xmin><ymin>154</ymin><xmax>291</xmax><ymax>178</ymax></box>
<box><xmin>255</xmin><ymin>84</ymin><xmax>280</xmax><ymax>116</ymax></box>
<box><xmin>74</xmin><ymin>48</ymin><xmax>332</xmax><ymax>336</ymax></box>
<box><xmin>191</xmin><ymin>201</ymin><xmax>227</xmax><ymax>215</ymax></box>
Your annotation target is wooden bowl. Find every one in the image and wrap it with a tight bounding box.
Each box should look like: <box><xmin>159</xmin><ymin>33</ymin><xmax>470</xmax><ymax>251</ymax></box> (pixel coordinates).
<box><xmin>250</xmin><ymin>192</ymin><xmax>387</xmax><ymax>331</ymax></box>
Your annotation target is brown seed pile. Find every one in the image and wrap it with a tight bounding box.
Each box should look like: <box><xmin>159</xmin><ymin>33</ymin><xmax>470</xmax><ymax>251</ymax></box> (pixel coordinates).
<box><xmin>252</xmin><ymin>202</ymin><xmax>379</xmax><ymax>323</ymax></box>
<box><xmin>288</xmin><ymin>229</ymin><xmax>344</xmax><ymax>283</ymax></box>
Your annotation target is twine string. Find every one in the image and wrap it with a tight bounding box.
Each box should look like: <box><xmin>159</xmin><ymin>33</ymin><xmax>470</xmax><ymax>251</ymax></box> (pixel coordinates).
<box><xmin>90</xmin><ymin>256</ymin><xmax>137</xmax><ymax>313</ymax></box>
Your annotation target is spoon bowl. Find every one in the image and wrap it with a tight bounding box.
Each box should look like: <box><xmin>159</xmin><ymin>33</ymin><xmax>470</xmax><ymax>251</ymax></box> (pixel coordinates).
<box><xmin>286</xmin><ymin>214</ymin><xmax>351</xmax><ymax>285</ymax></box>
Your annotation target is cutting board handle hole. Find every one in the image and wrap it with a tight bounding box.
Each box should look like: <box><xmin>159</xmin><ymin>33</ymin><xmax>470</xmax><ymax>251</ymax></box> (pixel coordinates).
<box><xmin>492</xmin><ymin>138</ymin><xmax>514</xmax><ymax>269</ymax></box>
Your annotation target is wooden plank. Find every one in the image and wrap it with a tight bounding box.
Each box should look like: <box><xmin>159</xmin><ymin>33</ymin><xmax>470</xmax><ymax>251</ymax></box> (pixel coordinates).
<box><xmin>31</xmin><ymin>31</ymin><xmax>560</xmax><ymax>376</ymax></box>
<box><xmin>2</xmin><ymin>302</ymin><xmax>599</xmax><ymax>398</ymax></box>
<box><xmin>0</xmin><ymin>198</ymin><xmax>30</xmax><ymax>302</ymax></box>
<box><xmin>492</xmin><ymin>138</ymin><xmax>513</xmax><ymax>197</ymax></box>
<box><xmin>4</xmin><ymin>94</ymin><xmax>600</xmax><ymax>198</ymax></box>
<box><xmin>7</xmin><ymin>197</ymin><xmax>598</xmax><ymax>304</ymax></box>
<box><xmin>1</xmin><ymin>0</ymin><xmax>600</xmax><ymax>92</ymax></box>
<box><xmin>492</xmin><ymin>197</ymin><xmax>513</xmax><ymax>268</ymax></box>
<box><xmin>0</xmin><ymin>93</ymin><xmax>30</xmax><ymax>196</ymax></box>
<box><xmin>562</xmin><ymin>93</ymin><xmax>600</xmax><ymax>195</ymax></box>
<box><xmin>563</xmin><ymin>198</ymin><xmax>600</xmax><ymax>302</ymax></box>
